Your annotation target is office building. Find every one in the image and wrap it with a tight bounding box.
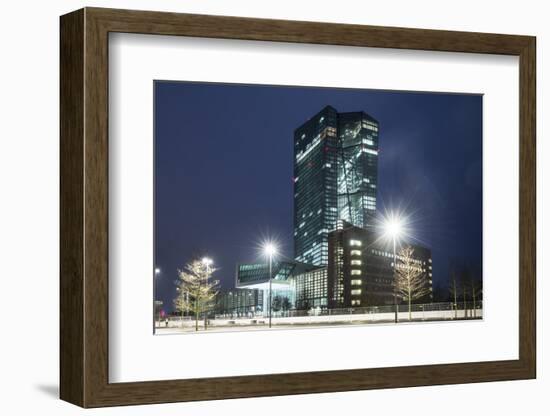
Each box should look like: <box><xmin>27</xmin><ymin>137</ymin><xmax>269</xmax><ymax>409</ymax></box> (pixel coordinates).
<box><xmin>328</xmin><ymin>221</ymin><xmax>433</xmax><ymax>308</ymax></box>
<box><xmin>293</xmin><ymin>106</ymin><xmax>379</xmax><ymax>266</ymax></box>
<box><xmin>233</xmin><ymin>105</ymin><xmax>433</xmax><ymax>314</ymax></box>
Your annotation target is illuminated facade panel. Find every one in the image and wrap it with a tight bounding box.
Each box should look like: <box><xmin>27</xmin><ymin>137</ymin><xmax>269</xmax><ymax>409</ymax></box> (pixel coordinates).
<box><xmin>214</xmin><ymin>289</ymin><xmax>263</xmax><ymax>316</ymax></box>
<box><xmin>291</xmin><ymin>267</ymin><xmax>328</xmax><ymax>310</ymax></box>
<box><xmin>337</xmin><ymin>112</ymin><xmax>379</xmax><ymax>229</ymax></box>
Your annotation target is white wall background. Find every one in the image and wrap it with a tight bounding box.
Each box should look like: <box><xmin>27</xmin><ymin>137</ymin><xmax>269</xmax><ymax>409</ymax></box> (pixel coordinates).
<box><xmin>0</xmin><ymin>0</ymin><xmax>545</xmax><ymax>414</ymax></box>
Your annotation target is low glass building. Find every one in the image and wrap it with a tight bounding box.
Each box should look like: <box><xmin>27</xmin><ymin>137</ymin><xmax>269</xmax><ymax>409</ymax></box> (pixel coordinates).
<box><xmin>236</xmin><ymin>260</ymin><xmax>317</xmax><ymax>314</ymax></box>
<box><xmin>214</xmin><ymin>288</ymin><xmax>263</xmax><ymax>318</ymax></box>
<box><xmin>291</xmin><ymin>266</ymin><xmax>328</xmax><ymax>310</ymax></box>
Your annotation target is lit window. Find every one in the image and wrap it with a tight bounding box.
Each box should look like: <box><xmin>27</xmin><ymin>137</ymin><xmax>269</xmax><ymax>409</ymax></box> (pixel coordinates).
<box><xmin>350</xmin><ymin>239</ymin><xmax>362</xmax><ymax>247</ymax></box>
<box><xmin>351</xmin><ymin>289</ymin><xmax>362</xmax><ymax>295</ymax></box>
<box><xmin>351</xmin><ymin>260</ymin><xmax>362</xmax><ymax>266</ymax></box>
<box><xmin>350</xmin><ymin>250</ymin><xmax>362</xmax><ymax>256</ymax></box>
<box><xmin>351</xmin><ymin>279</ymin><xmax>362</xmax><ymax>285</ymax></box>
<box><xmin>351</xmin><ymin>300</ymin><xmax>361</xmax><ymax>306</ymax></box>
<box><xmin>351</xmin><ymin>270</ymin><xmax>361</xmax><ymax>276</ymax></box>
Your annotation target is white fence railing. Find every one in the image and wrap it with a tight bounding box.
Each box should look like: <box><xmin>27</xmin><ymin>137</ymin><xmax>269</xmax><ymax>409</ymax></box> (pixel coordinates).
<box><xmin>157</xmin><ymin>302</ymin><xmax>483</xmax><ymax>328</ymax></box>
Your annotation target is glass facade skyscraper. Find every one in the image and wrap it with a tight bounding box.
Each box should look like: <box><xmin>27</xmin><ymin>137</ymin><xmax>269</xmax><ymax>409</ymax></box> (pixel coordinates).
<box><xmin>337</xmin><ymin>112</ymin><xmax>379</xmax><ymax>228</ymax></box>
<box><xmin>294</xmin><ymin>106</ymin><xmax>379</xmax><ymax>266</ymax></box>
<box><xmin>293</xmin><ymin>106</ymin><xmax>339</xmax><ymax>266</ymax></box>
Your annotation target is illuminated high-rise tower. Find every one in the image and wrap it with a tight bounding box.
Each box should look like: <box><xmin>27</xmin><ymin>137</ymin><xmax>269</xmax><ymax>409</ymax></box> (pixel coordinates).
<box><xmin>337</xmin><ymin>111</ymin><xmax>379</xmax><ymax>228</ymax></box>
<box><xmin>293</xmin><ymin>106</ymin><xmax>379</xmax><ymax>266</ymax></box>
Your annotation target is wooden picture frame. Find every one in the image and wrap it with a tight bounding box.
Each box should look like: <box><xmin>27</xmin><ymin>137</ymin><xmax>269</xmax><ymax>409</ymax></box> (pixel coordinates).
<box><xmin>60</xmin><ymin>7</ymin><xmax>536</xmax><ymax>408</ymax></box>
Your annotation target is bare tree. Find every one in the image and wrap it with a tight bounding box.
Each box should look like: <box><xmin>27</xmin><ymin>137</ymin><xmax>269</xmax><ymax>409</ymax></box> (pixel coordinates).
<box><xmin>272</xmin><ymin>295</ymin><xmax>292</xmax><ymax>316</ymax></box>
<box><xmin>395</xmin><ymin>246</ymin><xmax>431</xmax><ymax>321</ymax></box>
<box><xmin>469</xmin><ymin>278</ymin><xmax>482</xmax><ymax>318</ymax></box>
<box><xmin>174</xmin><ymin>259</ymin><xmax>219</xmax><ymax>331</ymax></box>
<box><xmin>460</xmin><ymin>272</ymin><xmax>468</xmax><ymax>317</ymax></box>
<box><xmin>281</xmin><ymin>297</ymin><xmax>292</xmax><ymax>312</ymax></box>
<box><xmin>271</xmin><ymin>295</ymin><xmax>283</xmax><ymax>312</ymax></box>
<box><xmin>449</xmin><ymin>272</ymin><xmax>460</xmax><ymax>319</ymax></box>
<box><xmin>458</xmin><ymin>267</ymin><xmax>479</xmax><ymax>318</ymax></box>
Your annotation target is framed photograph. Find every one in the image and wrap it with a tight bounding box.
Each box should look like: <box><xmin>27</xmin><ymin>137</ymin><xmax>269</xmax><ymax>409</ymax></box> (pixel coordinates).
<box><xmin>60</xmin><ymin>7</ymin><xmax>536</xmax><ymax>408</ymax></box>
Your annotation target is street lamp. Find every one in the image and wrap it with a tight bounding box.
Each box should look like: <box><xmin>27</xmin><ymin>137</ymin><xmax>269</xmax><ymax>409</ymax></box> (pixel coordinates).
<box><xmin>263</xmin><ymin>242</ymin><xmax>278</xmax><ymax>328</ymax></box>
<box><xmin>383</xmin><ymin>214</ymin><xmax>404</xmax><ymax>323</ymax></box>
<box><xmin>201</xmin><ymin>257</ymin><xmax>213</xmax><ymax>330</ymax></box>
<box><xmin>154</xmin><ymin>267</ymin><xmax>161</xmax><ymax>333</ymax></box>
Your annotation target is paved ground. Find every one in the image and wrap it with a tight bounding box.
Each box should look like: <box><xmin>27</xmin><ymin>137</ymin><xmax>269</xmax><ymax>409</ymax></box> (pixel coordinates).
<box><xmin>155</xmin><ymin>316</ymin><xmax>482</xmax><ymax>335</ymax></box>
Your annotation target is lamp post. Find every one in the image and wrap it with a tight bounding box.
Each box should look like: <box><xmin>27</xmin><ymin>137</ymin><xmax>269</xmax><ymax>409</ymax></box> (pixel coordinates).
<box><xmin>202</xmin><ymin>257</ymin><xmax>213</xmax><ymax>330</ymax></box>
<box><xmin>392</xmin><ymin>234</ymin><xmax>398</xmax><ymax>323</ymax></box>
<box><xmin>263</xmin><ymin>242</ymin><xmax>278</xmax><ymax>329</ymax></box>
<box><xmin>384</xmin><ymin>215</ymin><xmax>403</xmax><ymax>324</ymax></box>
<box><xmin>154</xmin><ymin>267</ymin><xmax>161</xmax><ymax>333</ymax></box>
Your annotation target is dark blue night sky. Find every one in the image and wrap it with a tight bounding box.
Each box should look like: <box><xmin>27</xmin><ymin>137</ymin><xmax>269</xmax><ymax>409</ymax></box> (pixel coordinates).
<box><xmin>154</xmin><ymin>81</ymin><xmax>482</xmax><ymax>312</ymax></box>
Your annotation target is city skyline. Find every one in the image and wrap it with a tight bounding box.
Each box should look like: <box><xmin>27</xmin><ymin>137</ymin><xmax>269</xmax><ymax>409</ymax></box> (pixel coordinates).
<box><xmin>154</xmin><ymin>81</ymin><xmax>482</xmax><ymax>314</ymax></box>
